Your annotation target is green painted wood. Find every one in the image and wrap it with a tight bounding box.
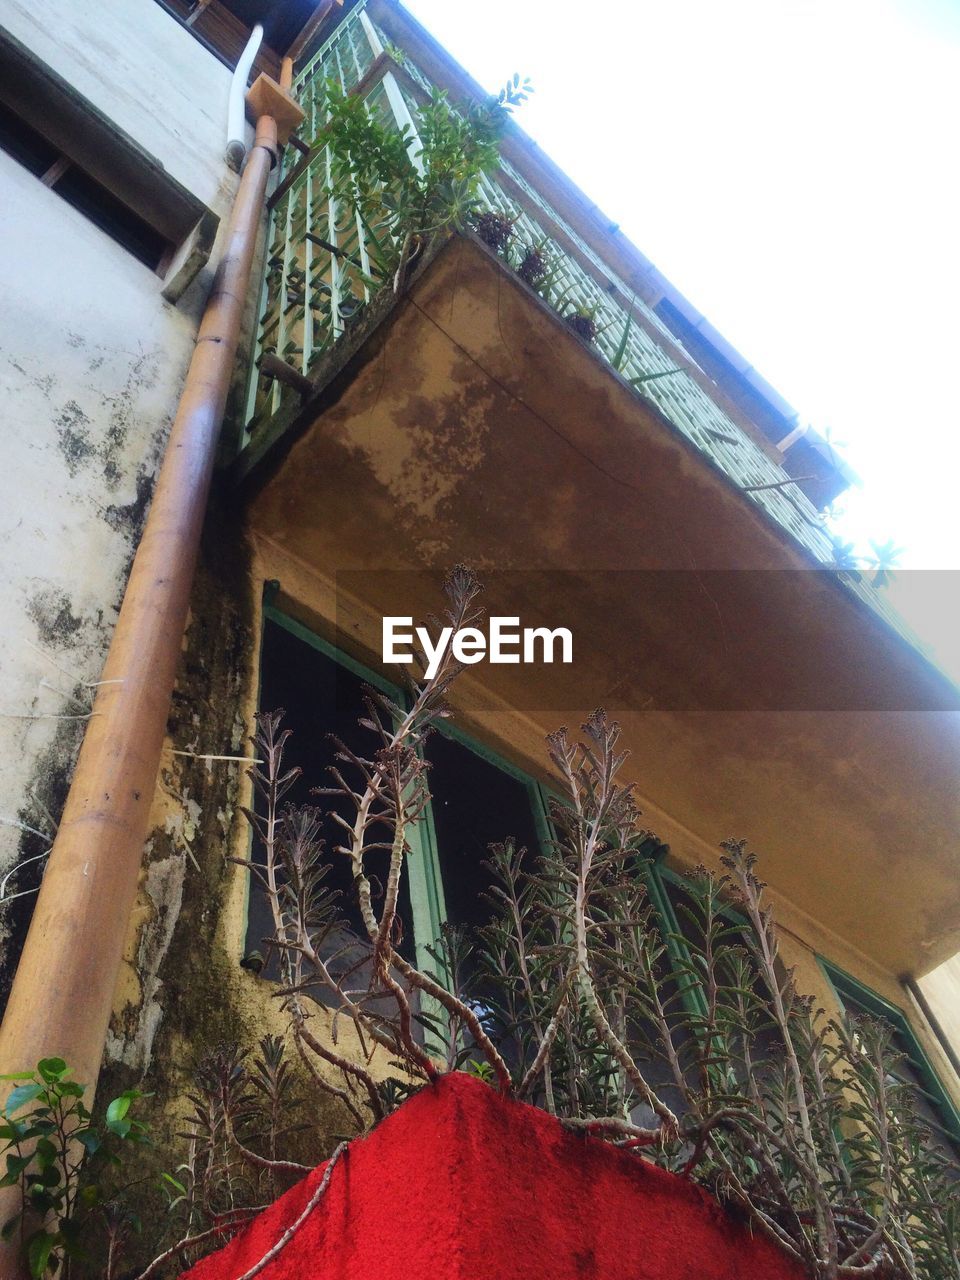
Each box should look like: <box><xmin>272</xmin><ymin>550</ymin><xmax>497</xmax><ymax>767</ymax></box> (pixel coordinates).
<box><xmin>236</xmin><ymin>0</ymin><xmax>843</xmax><ymax>571</ymax></box>
<box><xmin>261</xmin><ymin>605</ymin><xmax>451</xmax><ymax>990</ymax></box>
<box><xmin>263</xmin><ymin>603</ymin><xmax>400</xmax><ymax>698</ymax></box>
<box><xmin>644</xmin><ymin>860</ymin><xmax>710</xmax><ymax>1022</ymax></box>
<box><xmin>819</xmin><ymin>957</ymin><xmax>960</xmax><ymax>1146</ymax></box>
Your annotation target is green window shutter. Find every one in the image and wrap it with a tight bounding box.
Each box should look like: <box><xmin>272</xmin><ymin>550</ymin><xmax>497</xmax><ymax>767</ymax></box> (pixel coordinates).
<box><xmin>819</xmin><ymin>958</ymin><xmax>960</xmax><ymax>1155</ymax></box>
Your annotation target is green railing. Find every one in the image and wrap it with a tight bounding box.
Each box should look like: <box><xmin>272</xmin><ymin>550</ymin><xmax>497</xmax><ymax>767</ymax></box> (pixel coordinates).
<box><xmin>241</xmin><ymin>2</ymin><xmax>841</xmax><ymax>567</ymax></box>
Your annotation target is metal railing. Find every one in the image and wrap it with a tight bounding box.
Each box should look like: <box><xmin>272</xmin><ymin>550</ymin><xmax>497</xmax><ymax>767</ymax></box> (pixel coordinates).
<box><xmin>241</xmin><ymin>2</ymin><xmax>840</xmax><ymax>565</ymax></box>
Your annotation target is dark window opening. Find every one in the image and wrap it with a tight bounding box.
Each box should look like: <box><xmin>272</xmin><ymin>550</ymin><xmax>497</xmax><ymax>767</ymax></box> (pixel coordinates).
<box><xmin>422</xmin><ymin>730</ymin><xmax>545</xmax><ymax>1063</ymax></box>
<box><xmin>54</xmin><ymin>167</ymin><xmax>169</xmax><ymax>269</ymax></box>
<box><xmin>0</xmin><ymin>99</ymin><xmax>170</xmax><ymax>270</ymax></box>
<box><xmin>248</xmin><ymin>615</ymin><xmax>417</xmax><ymax>1000</ymax></box>
<box><xmin>0</xmin><ymin>99</ymin><xmax>57</xmax><ymax>176</ymax></box>
<box><xmin>250</xmin><ymin>614</ymin><xmax>552</xmax><ymax>1045</ymax></box>
<box><xmin>424</xmin><ymin>732</ymin><xmax>542</xmax><ymax>938</ymax></box>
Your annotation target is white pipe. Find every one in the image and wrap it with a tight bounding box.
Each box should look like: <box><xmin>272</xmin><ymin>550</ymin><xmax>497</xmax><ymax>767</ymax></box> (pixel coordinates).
<box><xmin>226</xmin><ymin>23</ymin><xmax>264</xmax><ymax>172</ymax></box>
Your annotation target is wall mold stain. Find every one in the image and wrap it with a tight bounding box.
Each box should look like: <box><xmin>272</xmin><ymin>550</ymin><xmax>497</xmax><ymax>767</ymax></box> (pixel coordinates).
<box><xmin>55</xmin><ymin>400</ymin><xmax>96</xmax><ymax>477</ymax></box>
<box><xmin>103</xmin><ymin>467</ymin><xmax>156</xmax><ymax>544</ymax></box>
<box><xmin>0</xmin><ymin>712</ymin><xmax>86</xmax><ymax>1009</ymax></box>
<box><xmin>26</xmin><ymin>586</ymin><xmax>87</xmax><ymax>650</ymax></box>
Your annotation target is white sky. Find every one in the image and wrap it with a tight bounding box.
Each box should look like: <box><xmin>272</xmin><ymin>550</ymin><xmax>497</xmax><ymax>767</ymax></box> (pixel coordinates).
<box><xmin>403</xmin><ymin>0</ymin><xmax>960</xmax><ymax>679</ymax></box>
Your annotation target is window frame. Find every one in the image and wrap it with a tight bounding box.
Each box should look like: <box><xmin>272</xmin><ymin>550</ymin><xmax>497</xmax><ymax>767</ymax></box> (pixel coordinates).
<box><xmin>818</xmin><ymin>957</ymin><xmax>960</xmax><ymax>1149</ymax></box>
<box><xmin>643</xmin><ymin>857</ymin><xmax>719</xmax><ymax>1022</ymax></box>
<box><xmin>639</xmin><ymin>871</ymin><xmax>960</xmax><ymax>1153</ymax></box>
<box><xmin>0</xmin><ymin>98</ymin><xmax>173</xmax><ymax>273</ymax></box>
<box><xmin>254</xmin><ymin>604</ymin><xmax>554</xmax><ymax>980</ymax></box>
<box><xmin>0</xmin><ymin>27</ymin><xmax>218</xmax><ymax>289</ymax></box>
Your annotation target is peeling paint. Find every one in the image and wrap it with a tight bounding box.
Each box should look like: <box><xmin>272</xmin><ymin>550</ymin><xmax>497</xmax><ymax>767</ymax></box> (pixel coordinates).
<box><xmin>107</xmin><ymin>849</ymin><xmax>185</xmax><ymax>1070</ymax></box>
<box><xmin>105</xmin><ymin>491</ymin><xmax>258</xmax><ymax>1078</ymax></box>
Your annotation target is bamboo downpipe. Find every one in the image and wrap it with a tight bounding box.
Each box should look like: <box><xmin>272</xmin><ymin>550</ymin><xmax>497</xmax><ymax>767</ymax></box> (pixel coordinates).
<box><xmin>0</xmin><ymin>112</ymin><xmax>280</xmax><ymax>1270</ymax></box>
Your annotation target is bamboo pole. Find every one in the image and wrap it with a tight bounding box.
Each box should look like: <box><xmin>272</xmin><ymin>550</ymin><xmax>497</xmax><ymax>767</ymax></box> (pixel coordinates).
<box><xmin>286</xmin><ymin>0</ymin><xmax>339</xmax><ymax>65</ymax></box>
<box><xmin>0</xmin><ymin>109</ymin><xmax>279</xmax><ymax>1275</ymax></box>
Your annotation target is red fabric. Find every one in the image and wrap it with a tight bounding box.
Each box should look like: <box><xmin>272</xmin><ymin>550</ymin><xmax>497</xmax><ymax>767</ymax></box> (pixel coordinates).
<box><xmin>181</xmin><ymin>1072</ymin><xmax>806</xmax><ymax>1280</ymax></box>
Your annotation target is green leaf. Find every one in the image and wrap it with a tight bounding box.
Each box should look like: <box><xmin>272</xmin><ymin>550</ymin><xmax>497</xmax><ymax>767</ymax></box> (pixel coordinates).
<box><xmin>5</xmin><ymin>1084</ymin><xmax>43</xmax><ymax>1117</ymax></box>
<box><xmin>125</xmin><ymin>1120</ymin><xmax>151</xmax><ymax>1146</ymax></box>
<box><xmin>73</xmin><ymin>1128</ymin><xmax>100</xmax><ymax>1157</ymax></box>
<box><xmin>611</xmin><ymin>303</ymin><xmax>634</xmax><ymax>373</ymax></box>
<box><xmin>1</xmin><ymin>1211</ymin><xmax>22</xmax><ymax>1240</ymax></box>
<box><xmin>105</xmin><ymin>1095</ymin><xmax>131</xmax><ymax>1128</ymax></box>
<box><xmin>36</xmin><ymin>1059</ymin><xmax>67</xmax><ymax>1085</ymax></box>
<box><xmin>5</xmin><ymin>1153</ymin><xmax>33</xmax><ymax>1177</ymax></box>
<box><xmin>33</xmin><ymin>1139</ymin><xmax>57</xmax><ymax>1170</ymax></box>
<box><xmin>628</xmin><ymin>367</ymin><xmax>683</xmax><ymax>387</ymax></box>
<box><xmin>27</xmin><ymin>1229</ymin><xmax>55</xmax><ymax>1278</ymax></box>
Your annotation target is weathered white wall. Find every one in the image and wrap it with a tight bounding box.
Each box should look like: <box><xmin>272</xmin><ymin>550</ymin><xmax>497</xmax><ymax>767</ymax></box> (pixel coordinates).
<box><xmin>0</xmin><ymin>1</ymin><xmax>243</xmax><ymax>990</ymax></box>
<box><xmin>0</xmin><ymin>0</ymin><xmax>235</xmax><ymax>209</ymax></box>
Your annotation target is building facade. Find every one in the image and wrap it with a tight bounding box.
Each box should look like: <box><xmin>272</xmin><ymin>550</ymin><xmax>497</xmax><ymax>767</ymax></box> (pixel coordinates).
<box><xmin>1</xmin><ymin>0</ymin><xmax>959</xmax><ymax>1269</ymax></box>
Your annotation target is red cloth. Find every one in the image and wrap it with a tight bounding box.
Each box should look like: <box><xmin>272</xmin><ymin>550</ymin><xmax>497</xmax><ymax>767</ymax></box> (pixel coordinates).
<box><xmin>181</xmin><ymin>1071</ymin><xmax>805</xmax><ymax>1280</ymax></box>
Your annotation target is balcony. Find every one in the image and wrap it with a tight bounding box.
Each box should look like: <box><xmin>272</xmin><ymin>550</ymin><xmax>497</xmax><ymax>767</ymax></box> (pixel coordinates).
<box><xmin>227</xmin><ymin>0</ymin><xmax>960</xmax><ymax>980</ymax></box>
<box><xmin>235</xmin><ymin>2</ymin><xmax>841</xmax><ymax>562</ymax></box>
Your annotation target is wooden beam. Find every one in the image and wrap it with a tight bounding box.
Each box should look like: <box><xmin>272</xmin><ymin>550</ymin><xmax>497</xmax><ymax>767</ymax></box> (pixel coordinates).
<box><xmin>267</xmin><ymin>139</ymin><xmax>321</xmax><ymax>210</ymax></box>
<box><xmin>184</xmin><ymin>0</ymin><xmax>214</xmax><ymax>28</ymax></box>
<box><xmin>286</xmin><ymin>0</ymin><xmax>341</xmax><ymax>64</ymax></box>
<box><xmin>259</xmin><ymin>351</ymin><xmax>315</xmax><ymax>398</ymax></box>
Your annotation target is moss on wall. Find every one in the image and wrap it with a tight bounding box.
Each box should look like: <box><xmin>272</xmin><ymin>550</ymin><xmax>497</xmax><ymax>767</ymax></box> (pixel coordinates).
<box><xmin>93</xmin><ymin>486</ymin><xmax>381</xmax><ymax>1275</ymax></box>
<box><xmin>102</xmin><ymin>479</ymin><xmax>257</xmax><ymax>1064</ymax></box>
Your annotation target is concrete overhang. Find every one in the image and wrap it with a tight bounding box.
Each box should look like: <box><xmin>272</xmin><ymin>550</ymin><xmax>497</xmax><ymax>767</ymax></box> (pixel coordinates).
<box><xmin>235</xmin><ymin>233</ymin><xmax>960</xmax><ymax>979</ymax></box>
